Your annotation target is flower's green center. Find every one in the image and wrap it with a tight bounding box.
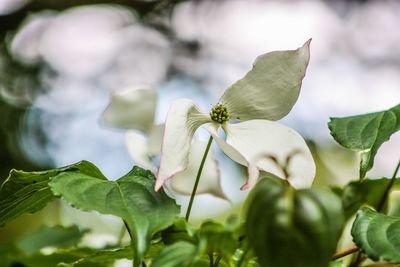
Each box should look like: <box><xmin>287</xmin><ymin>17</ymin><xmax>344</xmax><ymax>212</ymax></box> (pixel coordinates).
<box><xmin>210</xmin><ymin>103</ymin><xmax>229</xmax><ymax>124</ymax></box>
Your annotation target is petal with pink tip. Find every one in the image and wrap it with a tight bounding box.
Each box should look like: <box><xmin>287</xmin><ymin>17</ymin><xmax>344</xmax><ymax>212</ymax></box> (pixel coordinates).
<box><xmin>221</xmin><ymin>39</ymin><xmax>311</xmax><ymax>121</ymax></box>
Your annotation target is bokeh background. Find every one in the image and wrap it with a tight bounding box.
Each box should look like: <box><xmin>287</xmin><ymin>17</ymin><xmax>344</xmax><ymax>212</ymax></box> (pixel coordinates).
<box><xmin>0</xmin><ymin>0</ymin><xmax>399</xmax><ymax>265</ymax></box>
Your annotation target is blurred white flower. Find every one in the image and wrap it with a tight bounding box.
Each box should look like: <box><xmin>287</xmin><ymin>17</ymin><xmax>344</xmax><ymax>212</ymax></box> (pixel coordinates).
<box><xmin>102</xmin><ymin>85</ymin><xmax>227</xmax><ymax>199</ymax></box>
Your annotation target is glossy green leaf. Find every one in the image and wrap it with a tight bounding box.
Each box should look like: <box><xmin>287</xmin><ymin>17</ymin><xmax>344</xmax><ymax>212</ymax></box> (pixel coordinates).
<box><xmin>329</xmin><ymin>104</ymin><xmax>400</xmax><ymax>178</ymax></box>
<box><xmin>342</xmin><ymin>177</ymin><xmax>400</xmax><ymax>220</ymax></box>
<box><xmin>0</xmin><ymin>160</ymin><xmax>105</xmax><ymax>226</ymax></box>
<box><xmin>352</xmin><ymin>207</ymin><xmax>400</xmax><ymax>262</ymax></box>
<box><xmin>246</xmin><ymin>174</ymin><xmax>344</xmax><ymax>267</ymax></box>
<box><xmin>49</xmin><ymin>166</ymin><xmax>180</xmax><ymax>267</ymax></box>
<box><xmin>151</xmin><ymin>241</ymin><xmax>201</xmax><ymax>267</ymax></box>
<box><xmin>17</xmin><ymin>225</ymin><xmax>88</xmax><ymax>255</ymax></box>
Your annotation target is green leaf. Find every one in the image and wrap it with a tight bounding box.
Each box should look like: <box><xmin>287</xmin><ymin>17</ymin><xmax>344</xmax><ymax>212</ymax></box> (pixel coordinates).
<box><xmin>0</xmin><ymin>160</ymin><xmax>105</xmax><ymax>226</ymax></box>
<box><xmin>342</xmin><ymin>178</ymin><xmax>400</xmax><ymax>220</ymax></box>
<box><xmin>246</xmin><ymin>174</ymin><xmax>344</xmax><ymax>267</ymax></box>
<box><xmin>161</xmin><ymin>218</ymin><xmax>196</xmax><ymax>245</ymax></box>
<box><xmin>49</xmin><ymin>166</ymin><xmax>180</xmax><ymax>267</ymax></box>
<box><xmin>329</xmin><ymin>261</ymin><xmax>346</xmax><ymax>267</ymax></box>
<box><xmin>328</xmin><ymin>104</ymin><xmax>400</xmax><ymax>178</ymax></box>
<box><xmin>17</xmin><ymin>225</ymin><xmax>88</xmax><ymax>255</ymax></box>
<box><xmin>352</xmin><ymin>207</ymin><xmax>400</xmax><ymax>262</ymax></box>
<box><xmin>198</xmin><ymin>221</ymin><xmax>238</xmax><ymax>256</ymax></box>
<box><xmin>56</xmin><ymin>246</ymin><xmax>133</xmax><ymax>266</ymax></box>
<box><xmin>151</xmin><ymin>241</ymin><xmax>201</xmax><ymax>267</ymax></box>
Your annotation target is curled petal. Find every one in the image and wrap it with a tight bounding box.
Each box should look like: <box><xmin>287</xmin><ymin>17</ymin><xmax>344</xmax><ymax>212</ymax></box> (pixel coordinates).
<box><xmin>102</xmin><ymin>85</ymin><xmax>156</xmax><ymax>132</ymax></box>
<box><xmin>168</xmin><ymin>139</ymin><xmax>227</xmax><ymax>200</ymax></box>
<box><xmin>125</xmin><ymin>131</ymin><xmax>155</xmax><ymax>172</ymax></box>
<box><xmin>221</xmin><ymin>120</ymin><xmax>315</xmax><ymax>190</ymax></box>
<box><xmin>221</xmin><ymin>39</ymin><xmax>311</xmax><ymax>121</ymax></box>
<box><xmin>156</xmin><ymin>99</ymin><xmax>211</xmax><ymax>191</ymax></box>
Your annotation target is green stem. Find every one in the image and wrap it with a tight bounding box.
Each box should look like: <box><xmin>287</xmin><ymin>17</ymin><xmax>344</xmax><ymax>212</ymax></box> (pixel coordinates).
<box><xmin>377</xmin><ymin>159</ymin><xmax>400</xmax><ymax>212</ymax></box>
<box><xmin>185</xmin><ymin>136</ymin><xmax>214</xmax><ymax>221</ymax></box>
<box><xmin>123</xmin><ymin>221</ymin><xmax>135</xmax><ymax>267</ymax></box>
<box><xmin>209</xmin><ymin>253</ymin><xmax>214</xmax><ymax>267</ymax></box>
<box><xmin>214</xmin><ymin>255</ymin><xmax>222</xmax><ymax>267</ymax></box>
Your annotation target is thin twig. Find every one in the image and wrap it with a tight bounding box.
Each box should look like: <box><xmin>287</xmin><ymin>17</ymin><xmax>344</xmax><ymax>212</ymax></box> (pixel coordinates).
<box><xmin>332</xmin><ymin>245</ymin><xmax>359</xmax><ymax>260</ymax></box>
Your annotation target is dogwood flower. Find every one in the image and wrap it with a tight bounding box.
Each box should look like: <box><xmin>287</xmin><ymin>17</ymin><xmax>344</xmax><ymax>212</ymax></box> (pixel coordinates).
<box><xmin>102</xmin><ymin>85</ymin><xmax>227</xmax><ymax>199</ymax></box>
<box><xmin>156</xmin><ymin>40</ymin><xmax>316</xmax><ymax>191</ymax></box>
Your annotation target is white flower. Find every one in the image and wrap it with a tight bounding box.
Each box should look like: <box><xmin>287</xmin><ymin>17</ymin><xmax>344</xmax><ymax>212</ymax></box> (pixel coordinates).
<box><xmin>156</xmin><ymin>40</ymin><xmax>316</xmax><ymax>191</ymax></box>
<box><xmin>102</xmin><ymin>85</ymin><xmax>227</xmax><ymax>199</ymax></box>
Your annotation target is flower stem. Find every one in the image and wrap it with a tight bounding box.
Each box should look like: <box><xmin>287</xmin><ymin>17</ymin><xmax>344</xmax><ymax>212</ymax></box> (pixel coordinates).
<box><xmin>377</xmin><ymin>158</ymin><xmax>400</xmax><ymax>212</ymax></box>
<box><xmin>185</xmin><ymin>135</ymin><xmax>214</xmax><ymax>221</ymax></box>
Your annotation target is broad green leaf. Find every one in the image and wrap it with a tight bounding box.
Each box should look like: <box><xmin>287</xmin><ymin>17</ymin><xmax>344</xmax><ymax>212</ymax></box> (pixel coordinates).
<box><xmin>49</xmin><ymin>166</ymin><xmax>180</xmax><ymax>267</ymax></box>
<box><xmin>352</xmin><ymin>207</ymin><xmax>400</xmax><ymax>262</ymax></box>
<box><xmin>246</xmin><ymin>174</ymin><xmax>344</xmax><ymax>267</ymax></box>
<box><xmin>342</xmin><ymin>178</ymin><xmax>400</xmax><ymax>220</ymax></box>
<box><xmin>56</xmin><ymin>246</ymin><xmax>133</xmax><ymax>266</ymax></box>
<box><xmin>0</xmin><ymin>160</ymin><xmax>105</xmax><ymax>226</ymax></box>
<box><xmin>17</xmin><ymin>225</ymin><xmax>88</xmax><ymax>255</ymax></box>
<box><xmin>151</xmin><ymin>241</ymin><xmax>201</xmax><ymax>267</ymax></box>
<box><xmin>328</xmin><ymin>104</ymin><xmax>400</xmax><ymax>178</ymax></box>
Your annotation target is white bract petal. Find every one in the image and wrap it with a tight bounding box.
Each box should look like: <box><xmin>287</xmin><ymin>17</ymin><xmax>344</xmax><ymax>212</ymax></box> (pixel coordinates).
<box><xmin>156</xmin><ymin>99</ymin><xmax>211</xmax><ymax>191</ymax></box>
<box><xmin>221</xmin><ymin>39</ymin><xmax>311</xmax><ymax>121</ymax></box>
<box><xmin>169</xmin><ymin>140</ymin><xmax>227</xmax><ymax>200</ymax></box>
<box><xmin>125</xmin><ymin>131</ymin><xmax>155</xmax><ymax>171</ymax></box>
<box><xmin>220</xmin><ymin>120</ymin><xmax>315</xmax><ymax>190</ymax></box>
<box><xmin>102</xmin><ymin>86</ymin><xmax>156</xmax><ymax>132</ymax></box>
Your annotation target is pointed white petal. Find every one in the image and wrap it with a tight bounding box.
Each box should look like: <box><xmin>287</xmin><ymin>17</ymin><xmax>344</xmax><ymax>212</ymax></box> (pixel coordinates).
<box><xmin>221</xmin><ymin>39</ymin><xmax>311</xmax><ymax>121</ymax></box>
<box><xmin>169</xmin><ymin>139</ymin><xmax>227</xmax><ymax>200</ymax></box>
<box><xmin>125</xmin><ymin>131</ymin><xmax>155</xmax><ymax>171</ymax></box>
<box><xmin>156</xmin><ymin>99</ymin><xmax>211</xmax><ymax>191</ymax></box>
<box><xmin>146</xmin><ymin>124</ymin><xmax>164</xmax><ymax>157</ymax></box>
<box><xmin>221</xmin><ymin>120</ymin><xmax>315</xmax><ymax>190</ymax></box>
<box><xmin>102</xmin><ymin>86</ymin><xmax>156</xmax><ymax>132</ymax></box>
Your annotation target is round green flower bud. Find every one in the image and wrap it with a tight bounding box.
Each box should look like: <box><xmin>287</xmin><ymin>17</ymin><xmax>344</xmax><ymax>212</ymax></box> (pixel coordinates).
<box><xmin>210</xmin><ymin>103</ymin><xmax>230</xmax><ymax>124</ymax></box>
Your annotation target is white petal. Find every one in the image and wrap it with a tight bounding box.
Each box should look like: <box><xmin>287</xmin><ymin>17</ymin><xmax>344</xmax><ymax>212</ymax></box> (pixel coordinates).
<box><xmin>125</xmin><ymin>131</ymin><xmax>155</xmax><ymax>171</ymax></box>
<box><xmin>207</xmin><ymin>124</ymin><xmax>248</xmax><ymax>166</ymax></box>
<box><xmin>221</xmin><ymin>120</ymin><xmax>315</xmax><ymax>190</ymax></box>
<box><xmin>146</xmin><ymin>124</ymin><xmax>164</xmax><ymax>157</ymax></box>
<box><xmin>168</xmin><ymin>139</ymin><xmax>227</xmax><ymax>200</ymax></box>
<box><xmin>156</xmin><ymin>99</ymin><xmax>211</xmax><ymax>191</ymax></box>
<box><xmin>102</xmin><ymin>86</ymin><xmax>156</xmax><ymax>132</ymax></box>
<box><xmin>221</xmin><ymin>39</ymin><xmax>311</xmax><ymax>121</ymax></box>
